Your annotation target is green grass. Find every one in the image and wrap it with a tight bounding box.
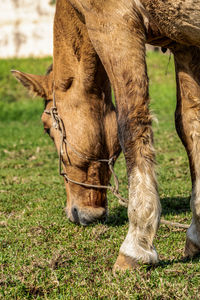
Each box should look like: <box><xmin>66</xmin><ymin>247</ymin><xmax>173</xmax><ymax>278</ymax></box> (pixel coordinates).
<box><xmin>0</xmin><ymin>52</ymin><xmax>200</xmax><ymax>299</ymax></box>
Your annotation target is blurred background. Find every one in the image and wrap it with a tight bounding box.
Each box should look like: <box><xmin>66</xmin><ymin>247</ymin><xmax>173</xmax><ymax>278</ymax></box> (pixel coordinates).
<box><xmin>0</xmin><ymin>0</ymin><xmax>55</xmax><ymax>58</ymax></box>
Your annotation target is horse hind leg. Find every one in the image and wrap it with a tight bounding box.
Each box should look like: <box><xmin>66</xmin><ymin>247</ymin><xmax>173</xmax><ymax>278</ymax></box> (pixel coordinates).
<box><xmin>173</xmin><ymin>44</ymin><xmax>200</xmax><ymax>257</ymax></box>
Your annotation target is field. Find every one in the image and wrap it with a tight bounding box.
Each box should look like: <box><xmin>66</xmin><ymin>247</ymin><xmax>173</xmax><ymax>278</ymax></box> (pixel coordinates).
<box><xmin>0</xmin><ymin>53</ymin><xmax>200</xmax><ymax>299</ymax></box>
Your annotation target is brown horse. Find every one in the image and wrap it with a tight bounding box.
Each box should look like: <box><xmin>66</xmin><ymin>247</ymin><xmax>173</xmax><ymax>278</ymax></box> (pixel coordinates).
<box><xmin>12</xmin><ymin>0</ymin><xmax>121</xmax><ymax>226</ymax></box>
<box><xmin>14</xmin><ymin>0</ymin><xmax>200</xmax><ymax>271</ymax></box>
<box><xmin>64</xmin><ymin>0</ymin><xmax>200</xmax><ymax>271</ymax></box>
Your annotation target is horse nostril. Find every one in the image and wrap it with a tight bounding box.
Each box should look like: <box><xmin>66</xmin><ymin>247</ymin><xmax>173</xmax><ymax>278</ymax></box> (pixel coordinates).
<box><xmin>71</xmin><ymin>206</ymin><xmax>79</xmax><ymax>224</ymax></box>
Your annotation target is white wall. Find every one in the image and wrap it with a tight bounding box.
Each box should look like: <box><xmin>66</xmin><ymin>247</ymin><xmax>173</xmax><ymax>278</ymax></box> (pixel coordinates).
<box><xmin>0</xmin><ymin>0</ymin><xmax>55</xmax><ymax>58</ymax></box>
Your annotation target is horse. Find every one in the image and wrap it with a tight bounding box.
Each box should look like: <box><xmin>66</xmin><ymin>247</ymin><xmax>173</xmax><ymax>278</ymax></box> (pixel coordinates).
<box><xmin>14</xmin><ymin>0</ymin><xmax>200</xmax><ymax>271</ymax></box>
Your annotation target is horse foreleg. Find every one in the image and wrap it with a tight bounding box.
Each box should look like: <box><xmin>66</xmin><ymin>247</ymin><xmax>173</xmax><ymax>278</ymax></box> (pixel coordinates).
<box><xmin>173</xmin><ymin>44</ymin><xmax>200</xmax><ymax>257</ymax></box>
<box><xmin>82</xmin><ymin>1</ymin><xmax>161</xmax><ymax>270</ymax></box>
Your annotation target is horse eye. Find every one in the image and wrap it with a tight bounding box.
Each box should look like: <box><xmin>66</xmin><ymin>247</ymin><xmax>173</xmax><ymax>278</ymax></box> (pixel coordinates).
<box><xmin>60</xmin><ymin>77</ymin><xmax>74</xmax><ymax>92</ymax></box>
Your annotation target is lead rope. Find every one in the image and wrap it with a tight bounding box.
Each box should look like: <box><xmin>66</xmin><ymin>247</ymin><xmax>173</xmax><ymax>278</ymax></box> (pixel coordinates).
<box><xmin>45</xmin><ymin>91</ymin><xmax>189</xmax><ymax>228</ymax></box>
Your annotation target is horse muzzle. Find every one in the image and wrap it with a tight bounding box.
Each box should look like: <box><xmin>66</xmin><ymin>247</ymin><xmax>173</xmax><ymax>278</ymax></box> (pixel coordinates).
<box><xmin>66</xmin><ymin>205</ymin><xmax>107</xmax><ymax>226</ymax></box>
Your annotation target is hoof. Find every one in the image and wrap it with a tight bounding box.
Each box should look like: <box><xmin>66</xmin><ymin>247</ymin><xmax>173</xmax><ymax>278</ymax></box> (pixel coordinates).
<box><xmin>113</xmin><ymin>253</ymin><xmax>139</xmax><ymax>273</ymax></box>
<box><xmin>184</xmin><ymin>237</ymin><xmax>200</xmax><ymax>258</ymax></box>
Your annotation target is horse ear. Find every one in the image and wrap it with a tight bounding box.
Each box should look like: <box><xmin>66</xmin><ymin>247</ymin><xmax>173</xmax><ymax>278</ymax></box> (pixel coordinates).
<box><xmin>11</xmin><ymin>70</ymin><xmax>53</xmax><ymax>99</ymax></box>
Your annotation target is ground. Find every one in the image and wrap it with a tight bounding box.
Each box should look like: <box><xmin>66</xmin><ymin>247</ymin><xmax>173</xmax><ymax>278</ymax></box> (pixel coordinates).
<box><xmin>0</xmin><ymin>53</ymin><xmax>200</xmax><ymax>299</ymax></box>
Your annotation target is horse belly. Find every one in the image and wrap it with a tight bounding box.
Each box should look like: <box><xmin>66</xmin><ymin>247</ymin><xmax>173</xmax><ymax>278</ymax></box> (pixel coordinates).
<box><xmin>141</xmin><ymin>0</ymin><xmax>200</xmax><ymax>46</ymax></box>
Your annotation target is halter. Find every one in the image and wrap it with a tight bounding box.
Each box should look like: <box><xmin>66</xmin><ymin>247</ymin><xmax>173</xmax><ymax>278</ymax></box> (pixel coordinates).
<box><xmin>44</xmin><ymin>90</ymin><xmax>128</xmax><ymax>207</ymax></box>
<box><xmin>43</xmin><ymin>90</ymin><xmax>190</xmax><ymax>229</ymax></box>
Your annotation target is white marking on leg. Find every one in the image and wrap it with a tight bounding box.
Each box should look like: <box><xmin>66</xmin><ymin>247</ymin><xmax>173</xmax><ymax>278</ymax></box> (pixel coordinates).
<box><xmin>120</xmin><ymin>167</ymin><xmax>160</xmax><ymax>263</ymax></box>
<box><xmin>120</xmin><ymin>223</ymin><xmax>158</xmax><ymax>263</ymax></box>
<box><xmin>187</xmin><ymin>221</ymin><xmax>200</xmax><ymax>248</ymax></box>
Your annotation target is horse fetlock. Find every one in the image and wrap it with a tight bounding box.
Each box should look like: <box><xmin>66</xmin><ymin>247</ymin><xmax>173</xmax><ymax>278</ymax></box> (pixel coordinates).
<box><xmin>113</xmin><ymin>245</ymin><xmax>158</xmax><ymax>273</ymax></box>
<box><xmin>184</xmin><ymin>238</ymin><xmax>200</xmax><ymax>258</ymax></box>
<box><xmin>120</xmin><ymin>169</ymin><xmax>160</xmax><ymax>269</ymax></box>
<box><xmin>185</xmin><ymin>223</ymin><xmax>200</xmax><ymax>257</ymax></box>
<box><xmin>119</xmin><ymin>225</ymin><xmax>159</xmax><ymax>266</ymax></box>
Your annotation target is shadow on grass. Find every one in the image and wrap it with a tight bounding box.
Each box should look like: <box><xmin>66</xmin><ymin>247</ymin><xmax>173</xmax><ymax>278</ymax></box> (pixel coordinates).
<box><xmin>106</xmin><ymin>205</ymin><xmax>128</xmax><ymax>227</ymax></box>
<box><xmin>106</xmin><ymin>196</ymin><xmax>190</xmax><ymax>227</ymax></box>
<box><xmin>156</xmin><ymin>254</ymin><xmax>200</xmax><ymax>270</ymax></box>
<box><xmin>161</xmin><ymin>196</ymin><xmax>190</xmax><ymax>216</ymax></box>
